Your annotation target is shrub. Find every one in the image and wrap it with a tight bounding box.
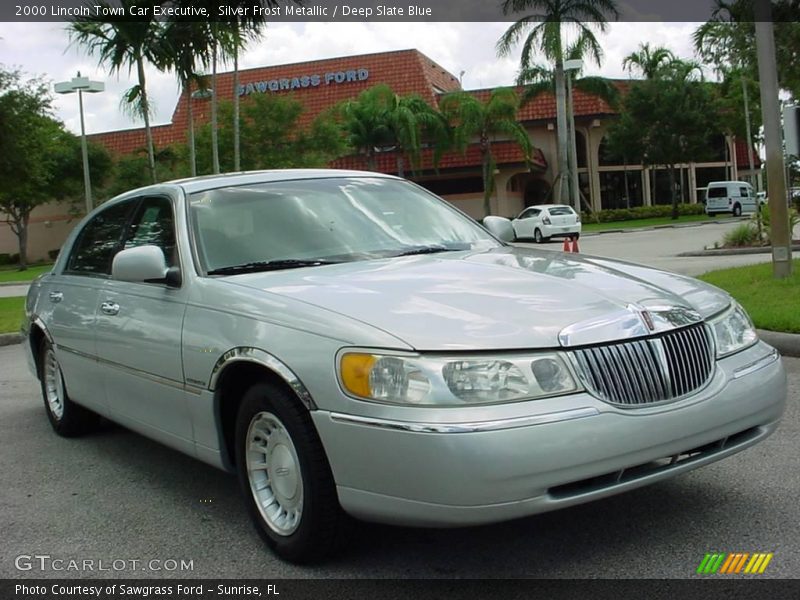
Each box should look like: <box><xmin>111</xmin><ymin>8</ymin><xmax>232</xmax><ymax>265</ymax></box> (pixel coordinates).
<box><xmin>581</xmin><ymin>203</ymin><xmax>705</xmax><ymax>223</ymax></box>
<box><xmin>754</xmin><ymin>205</ymin><xmax>800</xmax><ymax>243</ymax></box>
<box><xmin>722</xmin><ymin>223</ymin><xmax>761</xmax><ymax>247</ymax></box>
<box><xmin>0</xmin><ymin>253</ymin><xmax>20</xmax><ymax>266</ymax></box>
<box><xmin>48</xmin><ymin>249</ymin><xmax>60</xmax><ymax>261</ymax></box>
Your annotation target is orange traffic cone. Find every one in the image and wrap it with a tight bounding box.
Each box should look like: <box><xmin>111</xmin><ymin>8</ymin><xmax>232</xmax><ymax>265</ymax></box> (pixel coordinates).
<box><xmin>562</xmin><ymin>238</ymin><xmax>571</xmax><ymax>252</ymax></box>
<box><xmin>571</xmin><ymin>237</ymin><xmax>580</xmax><ymax>253</ymax></box>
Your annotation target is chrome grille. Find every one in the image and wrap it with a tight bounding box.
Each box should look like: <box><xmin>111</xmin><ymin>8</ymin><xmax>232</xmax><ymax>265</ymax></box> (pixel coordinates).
<box><xmin>573</xmin><ymin>324</ymin><xmax>714</xmax><ymax>405</ymax></box>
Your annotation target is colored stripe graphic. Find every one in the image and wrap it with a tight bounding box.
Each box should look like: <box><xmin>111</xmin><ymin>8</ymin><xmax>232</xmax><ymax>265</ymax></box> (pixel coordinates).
<box><xmin>699</xmin><ymin>552</ymin><xmax>774</xmax><ymax>575</ymax></box>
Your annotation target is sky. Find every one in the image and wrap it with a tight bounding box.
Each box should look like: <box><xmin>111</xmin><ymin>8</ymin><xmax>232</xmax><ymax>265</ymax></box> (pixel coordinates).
<box><xmin>0</xmin><ymin>21</ymin><xmax>702</xmax><ymax>136</ymax></box>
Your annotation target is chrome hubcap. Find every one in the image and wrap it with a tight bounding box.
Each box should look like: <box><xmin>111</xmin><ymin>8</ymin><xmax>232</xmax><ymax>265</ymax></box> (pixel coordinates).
<box><xmin>246</xmin><ymin>411</ymin><xmax>303</xmax><ymax>536</ymax></box>
<box><xmin>43</xmin><ymin>349</ymin><xmax>65</xmax><ymax>420</ymax></box>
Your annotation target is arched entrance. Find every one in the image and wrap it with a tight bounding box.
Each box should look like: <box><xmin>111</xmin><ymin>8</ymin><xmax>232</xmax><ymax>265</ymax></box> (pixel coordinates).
<box><xmin>507</xmin><ymin>173</ymin><xmax>552</xmax><ymax>207</ymax></box>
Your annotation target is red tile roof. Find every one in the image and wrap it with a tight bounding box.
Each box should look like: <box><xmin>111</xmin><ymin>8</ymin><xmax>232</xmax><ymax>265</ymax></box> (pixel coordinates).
<box><xmin>88</xmin><ymin>51</ymin><xmax>758</xmax><ymax>172</ymax></box>
<box><xmin>734</xmin><ymin>137</ymin><xmax>762</xmax><ymax>169</ymax></box>
<box><xmin>89</xmin><ymin>49</ymin><xmax>462</xmax><ymax>155</ymax></box>
<box><xmin>332</xmin><ymin>142</ymin><xmax>547</xmax><ymax>173</ymax></box>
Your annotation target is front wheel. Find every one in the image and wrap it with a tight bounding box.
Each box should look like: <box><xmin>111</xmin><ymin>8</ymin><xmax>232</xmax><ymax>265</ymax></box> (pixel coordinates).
<box><xmin>235</xmin><ymin>381</ymin><xmax>347</xmax><ymax>563</ymax></box>
<box><xmin>733</xmin><ymin>204</ymin><xmax>742</xmax><ymax>217</ymax></box>
<box><xmin>534</xmin><ymin>228</ymin><xmax>546</xmax><ymax>243</ymax></box>
<box><xmin>39</xmin><ymin>339</ymin><xmax>100</xmax><ymax>437</ymax></box>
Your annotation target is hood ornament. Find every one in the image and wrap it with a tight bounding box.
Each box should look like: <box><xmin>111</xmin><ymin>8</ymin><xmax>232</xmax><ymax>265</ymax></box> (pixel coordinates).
<box><xmin>640</xmin><ymin>310</ymin><xmax>655</xmax><ymax>332</ymax></box>
<box><xmin>559</xmin><ymin>303</ymin><xmax>702</xmax><ymax>347</ymax></box>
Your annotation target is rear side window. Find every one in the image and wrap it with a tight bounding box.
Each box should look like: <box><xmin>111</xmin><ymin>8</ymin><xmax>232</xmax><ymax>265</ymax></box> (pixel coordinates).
<box><xmin>548</xmin><ymin>206</ymin><xmax>574</xmax><ymax>215</ymax></box>
<box><xmin>66</xmin><ymin>201</ymin><xmax>135</xmax><ymax>276</ymax></box>
<box><xmin>707</xmin><ymin>187</ymin><xmax>727</xmax><ymax>199</ymax></box>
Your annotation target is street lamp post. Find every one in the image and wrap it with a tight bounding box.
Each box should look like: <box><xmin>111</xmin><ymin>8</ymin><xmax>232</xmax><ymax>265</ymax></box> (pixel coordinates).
<box><xmin>54</xmin><ymin>72</ymin><xmax>104</xmax><ymax>216</ymax></box>
<box><xmin>564</xmin><ymin>59</ymin><xmax>583</xmax><ymax>213</ymax></box>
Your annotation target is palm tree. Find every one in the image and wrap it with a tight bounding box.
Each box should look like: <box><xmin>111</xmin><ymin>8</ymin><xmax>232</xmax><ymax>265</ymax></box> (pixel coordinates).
<box><xmin>622</xmin><ymin>43</ymin><xmax>676</xmax><ymax>79</ymax></box>
<box><xmin>337</xmin><ymin>85</ymin><xmax>395</xmax><ymax>171</ymax></box>
<box><xmin>497</xmin><ymin>0</ymin><xmax>619</xmax><ymax>204</ymax></box>
<box><xmin>385</xmin><ymin>93</ymin><xmax>451</xmax><ymax>178</ymax></box>
<box><xmin>516</xmin><ymin>33</ymin><xmax>619</xmax><ymax>210</ymax></box>
<box><xmin>161</xmin><ymin>20</ymin><xmax>212</xmax><ymax>177</ymax></box>
<box><xmin>70</xmin><ymin>0</ymin><xmax>167</xmax><ymax>183</ymax></box>
<box><xmin>439</xmin><ymin>88</ymin><xmax>532</xmax><ymax>218</ymax></box>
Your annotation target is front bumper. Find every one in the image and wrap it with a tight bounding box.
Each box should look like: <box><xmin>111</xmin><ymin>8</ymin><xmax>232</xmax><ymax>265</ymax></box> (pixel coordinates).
<box><xmin>312</xmin><ymin>341</ymin><xmax>786</xmax><ymax>527</ymax></box>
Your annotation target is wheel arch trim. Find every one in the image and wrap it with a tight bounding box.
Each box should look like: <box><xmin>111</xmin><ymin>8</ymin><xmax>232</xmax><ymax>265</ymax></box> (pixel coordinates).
<box><xmin>209</xmin><ymin>347</ymin><xmax>317</xmax><ymax>410</ymax></box>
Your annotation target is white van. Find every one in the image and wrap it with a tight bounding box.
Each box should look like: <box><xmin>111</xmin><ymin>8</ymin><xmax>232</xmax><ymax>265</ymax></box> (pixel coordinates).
<box><xmin>705</xmin><ymin>181</ymin><xmax>757</xmax><ymax>216</ymax></box>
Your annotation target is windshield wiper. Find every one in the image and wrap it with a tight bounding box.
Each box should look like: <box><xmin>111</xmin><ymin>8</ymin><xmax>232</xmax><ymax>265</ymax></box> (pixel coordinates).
<box><xmin>207</xmin><ymin>259</ymin><xmax>340</xmax><ymax>275</ymax></box>
<box><xmin>392</xmin><ymin>244</ymin><xmax>465</xmax><ymax>257</ymax></box>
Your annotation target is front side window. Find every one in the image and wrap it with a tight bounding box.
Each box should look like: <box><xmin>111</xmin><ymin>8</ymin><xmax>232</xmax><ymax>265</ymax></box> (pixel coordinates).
<box><xmin>123</xmin><ymin>197</ymin><xmax>178</xmax><ymax>267</ymax></box>
<box><xmin>66</xmin><ymin>201</ymin><xmax>135</xmax><ymax>276</ymax></box>
<box><xmin>189</xmin><ymin>177</ymin><xmax>500</xmax><ymax>273</ymax></box>
<box><xmin>739</xmin><ymin>187</ymin><xmax>750</xmax><ymax>198</ymax></box>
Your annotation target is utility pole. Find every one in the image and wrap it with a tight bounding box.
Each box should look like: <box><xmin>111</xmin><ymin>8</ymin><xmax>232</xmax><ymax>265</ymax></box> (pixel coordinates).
<box><xmin>755</xmin><ymin>0</ymin><xmax>792</xmax><ymax>278</ymax></box>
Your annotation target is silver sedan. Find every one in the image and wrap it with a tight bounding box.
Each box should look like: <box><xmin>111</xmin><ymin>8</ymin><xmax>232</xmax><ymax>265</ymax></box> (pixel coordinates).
<box><xmin>23</xmin><ymin>170</ymin><xmax>786</xmax><ymax>563</ymax></box>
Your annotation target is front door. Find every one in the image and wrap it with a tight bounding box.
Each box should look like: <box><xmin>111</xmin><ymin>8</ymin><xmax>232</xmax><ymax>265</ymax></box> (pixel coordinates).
<box><xmin>94</xmin><ymin>195</ymin><xmax>192</xmax><ymax>451</ymax></box>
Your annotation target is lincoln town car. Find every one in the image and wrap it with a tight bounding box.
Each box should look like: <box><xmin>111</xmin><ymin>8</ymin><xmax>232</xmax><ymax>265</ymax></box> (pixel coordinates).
<box><xmin>23</xmin><ymin>170</ymin><xmax>787</xmax><ymax>562</ymax></box>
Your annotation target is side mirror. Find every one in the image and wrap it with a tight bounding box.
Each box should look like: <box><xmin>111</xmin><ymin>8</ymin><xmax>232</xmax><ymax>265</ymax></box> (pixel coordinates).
<box><xmin>112</xmin><ymin>245</ymin><xmax>179</xmax><ymax>287</ymax></box>
<box><xmin>482</xmin><ymin>216</ymin><xmax>516</xmax><ymax>243</ymax></box>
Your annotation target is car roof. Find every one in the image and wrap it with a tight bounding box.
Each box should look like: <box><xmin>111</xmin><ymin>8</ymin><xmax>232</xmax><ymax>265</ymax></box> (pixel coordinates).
<box><xmin>526</xmin><ymin>204</ymin><xmax>573</xmax><ymax>210</ymax></box>
<box><xmin>106</xmin><ymin>169</ymin><xmax>400</xmax><ymax>203</ymax></box>
<box><xmin>707</xmin><ymin>181</ymin><xmax>752</xmax><ymax>187</ymax></box>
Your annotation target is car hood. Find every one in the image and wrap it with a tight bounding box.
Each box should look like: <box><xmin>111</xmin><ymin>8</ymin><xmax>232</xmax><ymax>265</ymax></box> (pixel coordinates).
<box><xmin>223</xmin><ymin>247</ymin><xmax>731</xmax><ymax>351</ymax></box>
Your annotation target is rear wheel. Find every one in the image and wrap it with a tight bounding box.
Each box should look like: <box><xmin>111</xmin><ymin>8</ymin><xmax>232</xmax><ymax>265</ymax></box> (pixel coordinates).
<box><xmin>235</xmin><ymin>381</ymin><xmax>347</xmax><ymax>563</ymax></box>
<box><xmin>39</xmin><ymin>340</ymin><xmax>100</xmax><ymax>437</ymax></box>
<box><xmin>733</xmin><ymin>204</ymin><xmax>742</xmax><ymax>217</ymax></box>
<box><xmin>534</xmin><ymin>228</ymin><xmax>546</xmax><ymax>243</ymax></box>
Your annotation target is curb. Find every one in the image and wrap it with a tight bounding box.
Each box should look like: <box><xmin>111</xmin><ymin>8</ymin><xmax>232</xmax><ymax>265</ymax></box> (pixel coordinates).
<box><xmin>0</xmin><ymin>332</ymin><xmax>22</xmax><ymax>347</ymax></box>
<box><xmin>757</xmin><ymin>329</ymin><xmax>800</xmax><ymax>358</ymax></box>
<box><xmin>0</xmin><ymin>282</ymin><xmax>31</xmax><ymax>288</ymax></box>
<box><xmin>679</xmin><ymin>244</ymin><xmax>800</xmax><ymax>257</ymax></box>
<box><xmin>583</xmin><ymin>217</ymin><xmax>746</xmax><ymax>237</ymax></box>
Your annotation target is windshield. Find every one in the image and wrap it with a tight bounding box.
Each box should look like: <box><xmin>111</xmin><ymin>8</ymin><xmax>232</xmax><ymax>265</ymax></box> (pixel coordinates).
<box><xmin>189</xmin><ymin>177</ymin><xmax>500</xmax><ymax>273</ymax></box>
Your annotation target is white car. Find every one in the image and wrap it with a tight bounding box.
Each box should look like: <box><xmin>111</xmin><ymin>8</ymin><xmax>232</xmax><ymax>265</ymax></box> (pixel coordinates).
<box><xmin>511</xmin><ymin>204</ymin><xmax>581</xmax><ymax>243</ymax></box>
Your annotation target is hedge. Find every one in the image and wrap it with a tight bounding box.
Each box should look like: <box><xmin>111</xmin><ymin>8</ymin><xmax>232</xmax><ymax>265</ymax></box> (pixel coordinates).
<box><xmin>581</xmin><ymin>203</ymin><xmax>706</xmax><ymax>223</ymax></box>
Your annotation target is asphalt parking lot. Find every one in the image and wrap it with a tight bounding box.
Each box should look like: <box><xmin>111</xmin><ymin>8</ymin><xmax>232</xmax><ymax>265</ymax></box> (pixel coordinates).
<box><xmin>515</xmin><ymin>219</ymin><xmax>800</xmax><ymax>276</ymax></box>
<box><xmin>0</xmin><ymin>345</ymin><xmax>797</xmax><ymax>579</ymax></box>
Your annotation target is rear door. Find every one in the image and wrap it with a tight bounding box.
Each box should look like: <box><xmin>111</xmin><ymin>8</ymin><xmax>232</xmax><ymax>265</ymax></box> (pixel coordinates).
<box><xmin>513</xmin><ymin>207</ymin><xmax>539</xmax><ymax>238</ymax></box>
<box><xmin>35</xmin><ymin>200</ymin><xmax>137</xmax><ymax>412</ymax></box>
<box><xmin>706</xmin><ymin>185</ymin><xmax>728</xmax><ymax>211</ymax></box>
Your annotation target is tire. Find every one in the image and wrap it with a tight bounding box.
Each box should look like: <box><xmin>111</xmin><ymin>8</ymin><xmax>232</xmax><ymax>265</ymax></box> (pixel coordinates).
<box><xmin>733</xmin><ymin>204</ymin><xmax>742</xmax><ymax>217</ymax></box>
<box><xmin>38</xmin><ymin>339</ymin><xmax>100</xmax><ymax>437</ymax></box>
<box><xmin>235</xmin><ymin>381</ymin><xmax>347</xmax><ymax>563</ymax></box>
<box><xmin>534</xmin><ymin>228</ymin><xmax>545</xmax><ymax>244</ymax></box>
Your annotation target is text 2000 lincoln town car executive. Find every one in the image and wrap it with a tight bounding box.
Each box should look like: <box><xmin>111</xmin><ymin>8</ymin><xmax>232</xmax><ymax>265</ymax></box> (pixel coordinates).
<box><xmin>23</xmin><ymin>170</ymin><xmax>786</xmax><ymax>562</ymax></box>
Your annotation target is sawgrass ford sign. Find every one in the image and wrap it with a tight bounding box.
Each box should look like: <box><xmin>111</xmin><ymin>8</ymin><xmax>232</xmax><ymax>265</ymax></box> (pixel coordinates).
<box><xmin>238</xmin><ymin>68</ymin><xmax>370</xmax><ymax>95</ymax></box>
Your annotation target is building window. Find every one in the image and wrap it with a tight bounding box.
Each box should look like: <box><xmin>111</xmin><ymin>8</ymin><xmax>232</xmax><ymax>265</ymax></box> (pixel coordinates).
<box><xmin>418</xmin><ymin>177</ymin><xmax>485</xmax><ymax>196</ymax></box>
<box><xmin>649</xmin><ymin>168</ymin><xmax>691</xmax><ymax>205</ymax></box>
<box><xmin>600</xmin><ymin>170</ymin><xmax>643</xmax><ymax>210</ymax></box>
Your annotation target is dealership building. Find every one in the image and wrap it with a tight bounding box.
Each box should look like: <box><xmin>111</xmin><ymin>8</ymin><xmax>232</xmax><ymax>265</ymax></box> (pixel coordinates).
<box><xmin>1</xmin><ymin>48</ymin><xmax>759</xmax><ymax>261</ymax></box>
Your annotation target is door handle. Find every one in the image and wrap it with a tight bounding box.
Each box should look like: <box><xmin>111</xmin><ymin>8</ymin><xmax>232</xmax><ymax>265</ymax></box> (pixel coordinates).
<box><xmin>100</xmin><ymin>301</ymin><xmax>120</xmax><ymax>316</ymax></box>
<box><xmin>49</xmin><ymin>291</ymin><xmax>63</xmax><ymax>303</ymax></box>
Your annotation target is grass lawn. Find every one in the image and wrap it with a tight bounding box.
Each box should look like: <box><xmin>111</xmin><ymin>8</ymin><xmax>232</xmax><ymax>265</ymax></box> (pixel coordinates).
<box><xmin>0</xmin><ymin>264</ymin><xmax>52</xmax><ymax>283</ymax></box>
<box><xmin>582</xmin><ymin>214</ymin><xmax>722</xmax><ymax>232</ymax></box>
<box><xmin>699</xmin><ymin>259</ymin><xmax>800</xmax><ymax>333</ymax></box>
<box><xmin>0</xmin><ymin>297</ymin><xmax>25</xmax><ymax>334</ymax></box>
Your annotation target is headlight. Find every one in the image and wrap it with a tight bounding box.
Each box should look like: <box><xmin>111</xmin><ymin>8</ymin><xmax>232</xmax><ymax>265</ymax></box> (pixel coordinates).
<box><xmin>339</xmin><ymin>351</ymin><xmax>580</xmax><ymax>406</ymax></box>
<box><xmin>709</xmin><ymin>302</ymin><xmax>758</xmax><ymax>358</ymax></box>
